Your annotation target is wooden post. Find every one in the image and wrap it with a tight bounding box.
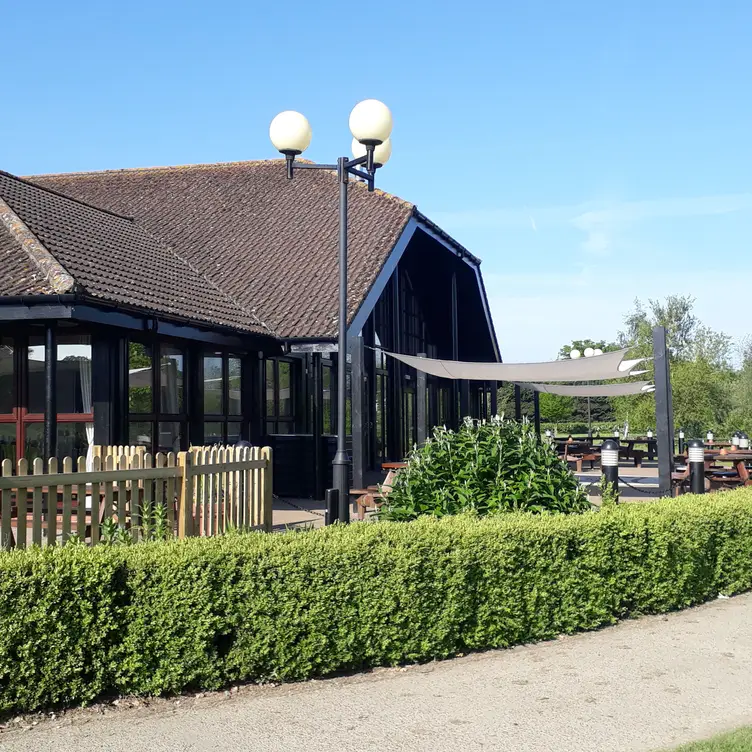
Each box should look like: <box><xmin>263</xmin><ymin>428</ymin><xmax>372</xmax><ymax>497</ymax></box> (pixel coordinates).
<box><xmin>261</xmin><ymin>446</ymin><xmax>273</xmax><ymax>532</ymax></box>
<box><xmin>177</xmin><ymin>451</ymin><xmax>193</xmax><ymax>538</ymax></box>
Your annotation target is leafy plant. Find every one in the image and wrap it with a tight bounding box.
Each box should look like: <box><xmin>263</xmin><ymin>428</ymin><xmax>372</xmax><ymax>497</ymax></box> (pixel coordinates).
<box><xmin>378</xmin><ymin>416</ymin><xmax>590</xmax><ymax>521</ymax></box>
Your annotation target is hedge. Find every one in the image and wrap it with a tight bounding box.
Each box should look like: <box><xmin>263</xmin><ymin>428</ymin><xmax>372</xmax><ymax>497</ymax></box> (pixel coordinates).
<box><xmin>2</xmin><ymin>489</ymin><xmax>752</xmax><ymax>714</ymax></box>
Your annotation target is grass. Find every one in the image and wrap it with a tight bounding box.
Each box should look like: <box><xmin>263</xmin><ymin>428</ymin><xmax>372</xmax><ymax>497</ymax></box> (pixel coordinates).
<box><xmin>672</xmin><ymin>728</ymin><xmax>752</xmax><ymax>750</ymax></box>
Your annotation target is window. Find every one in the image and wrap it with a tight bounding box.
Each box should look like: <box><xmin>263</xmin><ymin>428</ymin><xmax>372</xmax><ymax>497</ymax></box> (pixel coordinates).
<box><xmin>202</xmin><ymin>352</ymin><xmax>243</xmax><ymax>445</ymax></box>
<box><xmin>322</xmin><ymin>360</ymin><xmax>334</xmax><ymax>435</ymax></box>
<box><xmin>128</xmin><ymin>340</ymin><xmax>186</xmax><ymax>454</ymax></box>
<box><xmin>265</xmin><ymin>358</ymin><xmax>297</xmax><ymax>435</ymax></box>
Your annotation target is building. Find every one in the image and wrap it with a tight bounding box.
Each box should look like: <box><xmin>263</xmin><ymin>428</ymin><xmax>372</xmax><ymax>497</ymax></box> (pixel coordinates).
<box><xmin>0</xmin><ymin>160</ymin><xmax>499</xmax><ymax>498</ymax></box>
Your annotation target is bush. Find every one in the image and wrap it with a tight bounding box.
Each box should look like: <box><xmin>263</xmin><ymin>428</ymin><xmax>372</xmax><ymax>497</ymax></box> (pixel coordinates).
<box><xmin>2</xmin><ymin>489</ymin><xmax>752</xmax><ymax>714</ymax></box>
<box><xmin>378</xmin><ymin>417</ymin><xmax>589</xmax><ymax>521</ymax></box>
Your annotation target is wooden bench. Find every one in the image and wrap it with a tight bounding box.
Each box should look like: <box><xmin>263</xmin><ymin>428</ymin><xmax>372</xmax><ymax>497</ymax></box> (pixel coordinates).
<box><xmin>350</xmin><ymin>470</ymin><xmax>396</xmax><ymax>520</ymax></box>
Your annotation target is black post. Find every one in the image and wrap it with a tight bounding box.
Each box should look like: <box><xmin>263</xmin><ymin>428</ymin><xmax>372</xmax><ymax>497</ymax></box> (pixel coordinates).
<box><xmin>312</xmin><ymin>353</ymin><xmax>325</xmax><ymax>501</ymax></box>
<box><xmin>416</xmin><ymin>352</ymin><xmax>427</xmax><ymax>444</ymax></box>
<box><xmin>601</xmin><ymin>438</ymin><xmax>620</xmax><ymax>502</ymax></box>
<box><xmin>44</xmin><ymin>322</ymin><xmax>57</xmax><ymax>461</ymax></box>
<box><xmin>653</xmin><ymin>326</ymin><xmax>674</xmax><ymax>497</ymax></box>
<box><xmin>332</xmin><ymin>157</ymin><xmax>350</xmax><ymax>514</ymax></box>
<box><xmin>533</xmin><ymin>390</ymin><xmax>541</xmax><ymax>437</ymax></box>
<box><xmin>688</xmin><ymin>439</ymin><xmax>705</xmax><ymax>495</ymax></box>
<box><xmin>490</xmin><ymin>381</ymin><xmax>498</xmax><ymax>417</ymax></box>
<box><xmin>325</xmin><ymin>488</ymin><xmax>338</xmax><ymax>525</ymax></box>
<box><xmin>514</xmin><ymin>384</ymin><xmax>522</xmax><ymax>421</ymax></box>
<box><xmin>677</xmin><ymin>428</ymin><xmax>685</xmax><ymax>455</ymax></box>
<box><xmin>350</xmin><ymin>335</ymin><xmax>366</xmax><ymax>491</ymax></box>
<box><xmin>450</xmin><ymin>271</ymin><xmax>460</xmax><ymax>431</ymax></box>
<box><xmin>459</xmin><ymin>380</ymin><xmax>470</xmax><ymax>420</ymax></box>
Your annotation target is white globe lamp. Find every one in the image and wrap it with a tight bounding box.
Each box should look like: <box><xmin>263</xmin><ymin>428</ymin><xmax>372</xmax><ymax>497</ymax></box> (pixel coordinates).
<box><xmin>570</xmin><ymin>349</ymin><xmax>581</xmax><ymax>360</ymax></box>
<box><xmin>593</xmin><ymin>348</ymin><xmax>603</xmax><ymax>356</ymax></box>
<box><xmin>269</xmin><ymin>111</ymin><xmax>312</xmax><ymax>155</ymax></box>
<box><xmin>352</xmin><ymin>137</ymin><xmax>392</xmax><ymax>167</ymax></box>
<box><xmin>349</xmin><ymin>99</ymin><xmax>393</xmax><ymax>145</ymax></box>
<box><xmin>584</xmin><ymin>347</ymin><xmax>595</xmax><ymax>358</ymax></box>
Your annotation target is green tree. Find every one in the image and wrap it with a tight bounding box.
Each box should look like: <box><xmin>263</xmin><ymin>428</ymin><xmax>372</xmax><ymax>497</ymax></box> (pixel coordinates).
<box><xmin>538</xmin><ymin>392</ymin><xmax>575</xmax><ymax>422</ymax></box>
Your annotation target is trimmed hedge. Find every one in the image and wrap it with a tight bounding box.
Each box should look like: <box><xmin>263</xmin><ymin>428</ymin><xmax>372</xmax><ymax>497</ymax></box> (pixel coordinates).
<box><xmin>2</xmin><ymin>490</ymin><xmax>752</xmax><ymax>713</ymax></box>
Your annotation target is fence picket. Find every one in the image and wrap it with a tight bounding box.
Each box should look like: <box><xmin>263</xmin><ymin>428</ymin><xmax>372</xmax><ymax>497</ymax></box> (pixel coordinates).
<box><xmin>104</xmin><ymin>456</ymin><xmax>114</xmax><ymax>534</ymax></box>
<box><xmin>130</xmin><ymin>453</ymin><xmax>141</xmax><ymax>541</ymax></box>
<box><xmin>46</xmin><ymin>458</ymin><xmax>58</xmax><ymax>546</ymax></box>
<box><xmin>261</xmin><ymin>446</ymin><xmax>273</xmax><ymax>532</ymax></box>
<box><xmin>32</xmin><ymin>458</ymin><xmax>43</xmax><ymax>546</ymax></box>
<box><xmin>1</xmin><ymin>459</ymin><xmax>12</xmax><ymax>550</ymax></box>
<box><xmin>16</xmin><ymin>458</ymin><xmax>27</xmax><ymax>549</ymax></box>
<box><xmin>117</xmin><ymin>454</ymin><xmax>127</xmax><ymax>530</ymax></box>
<box><xmin>89</xmin><ymin>456</ymin><xmax>100</xmax><ymax>544</ymax></box>
<box><xmin>166</xmin><ymin>452</ymin><xmax>178</xmax><ymax>534</ymax></box>
<box><xmin>143</xmin><ymin>453</ymin><xmax>153</xmax><ymax>539</ymax></box>
<box><xmin>62</xmin><ymin>457</ymin><xmax>73</xmax><ymax>543</ymax></box>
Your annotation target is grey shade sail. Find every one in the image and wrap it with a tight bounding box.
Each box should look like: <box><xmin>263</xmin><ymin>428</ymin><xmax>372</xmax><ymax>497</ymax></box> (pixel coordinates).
<box><xmin>384</xmin><ymin>348</ymin><xmax>643</xmax><ymax>382</ymax></box>
<box><xmin>519</xmin><ymin>381</ymin><xmax>652</xmax><ymax>397</ymax></box>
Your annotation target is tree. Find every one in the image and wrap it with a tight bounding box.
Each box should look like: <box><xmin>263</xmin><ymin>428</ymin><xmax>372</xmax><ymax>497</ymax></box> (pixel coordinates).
<box><xmin>538</xmin><ymin>392</ymin><xmax>575</xmax><ymax>422</ymax></box>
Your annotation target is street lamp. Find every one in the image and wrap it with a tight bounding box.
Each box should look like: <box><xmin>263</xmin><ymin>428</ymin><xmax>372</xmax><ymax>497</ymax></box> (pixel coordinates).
<box><xmin>570</xmin><ymin>345</ymin><xmax>603</xmax><ymax>437</ymax></box>
<box><xmin>270</xmin><ymin>100</ymin><xmax>393</xmax><ymax>521</ymax></box>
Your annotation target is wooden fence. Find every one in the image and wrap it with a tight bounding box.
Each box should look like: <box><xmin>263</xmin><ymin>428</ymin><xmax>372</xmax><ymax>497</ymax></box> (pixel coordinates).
<box><xmin>0</xmin><ymin>445</ymin><xmax>272</xmax><ymax>550</ymax></box>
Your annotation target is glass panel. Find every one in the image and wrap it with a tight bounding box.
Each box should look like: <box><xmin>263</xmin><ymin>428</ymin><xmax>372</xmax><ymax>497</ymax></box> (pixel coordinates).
<box><xmin>204</xmin><ymin>421</ymin><xmax>224</xmax><ymax>445</ymax></box>
<box><xmin>27</xmin><ymin>338</ymin><xmax>45</xmax><ymax>414</ymax></box>
<box><xmin>24</xmin><ymin>423</ymin><xmax>43</xmax><ymax>463</ymax></box>
<box><xmin>129</xmin><ymin>342</ymin><xmax>153</xmax><ymax>413</ymax></box>
<box><xmin>203</xmin><ymin>354</ymin><xmax>224</xmax><ymax>414</ymax></box>
<box><xmin>275</xmin><ymin>421</ymin><xmax>293</xmax><ymax>435</ymax></box>
<box><xmin>279</xmin><ymin>362</ymin><xmax>292</xmax><ymax>417</ymax></box>
<box><xmin>265</xmin><ymin>420</ymin><xmax>275</xmax><ymax>435</ymax></box>
<box><xmin>129</xmin><ymin>422</ymin><xmax>152</xmax><ymax>448</ymax></box>
<box><xmin>160</xmin><ymin>347</ymin><xmax>183</xmax><ymax>414</ymax></box>
<box><xmin>322</xmin><ymin>365</ymin><xmax>333</xmax><ymax>435</ymax></box>
<box><xmin>227</xmin><ymin>421</ymin><xmax>242</xmax><ymax>445</ymax></box>
<box><xmin>58</xmin><ymin>422</ymin><xmax>89</xmax><ymax>459</ymax></box>
<box><xmin>0</xmin><ymin>424</ymin><xmax>16</xmax><ymax>462</ymax></box>
<box><xmin>57</xmin><ymin>335</ymin><xmax>92</xmax><ymax>414</ymax></box>
<box><xmin>228</xmin><ymin>357</ymin><xmax>242</xmax><ymax>415</ymax></box>
<box><xmin>0</xmin><ymin>340</ymin><xmax>14</xmax><ymax>414</ymax></box>
<box><xmin>266</xmin><ymin>360</ymin><xmax>275</xmax><ymax>417</ymax></box>
<box><xmin>158</xmin><ymin>422</ymin><xmax>182</xmax><ymax>453</ymax></box>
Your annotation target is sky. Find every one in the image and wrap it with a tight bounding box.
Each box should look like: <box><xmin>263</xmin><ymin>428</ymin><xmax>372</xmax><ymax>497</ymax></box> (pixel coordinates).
<box><xmin>4</xmin><ymin>0</ymin><xmax>751</xmax><ymax>362</ymax></box>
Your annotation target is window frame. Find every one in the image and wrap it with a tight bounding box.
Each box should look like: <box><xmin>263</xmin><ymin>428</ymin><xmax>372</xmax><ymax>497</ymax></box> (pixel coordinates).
<box><xmin>202</xmin><ymin>351</ymin><xmax>243</xmax><ymax>445</ymax></box>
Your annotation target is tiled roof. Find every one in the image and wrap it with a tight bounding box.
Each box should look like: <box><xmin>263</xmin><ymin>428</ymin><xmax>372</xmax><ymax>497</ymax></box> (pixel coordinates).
<box><xmin>0</xmin><ymin>171</ymin><xmax>267</xmax><ymax>334</ymax></box>
<box><xmin>31</xmin><ymin>160</ymin><xmax>415</xmax><ymax>339</ymax></box>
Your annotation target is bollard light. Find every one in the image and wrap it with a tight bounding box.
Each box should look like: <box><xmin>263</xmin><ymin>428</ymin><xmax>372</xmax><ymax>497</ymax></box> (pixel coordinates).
<box><xmin>740</xmin><ymin>432</ymin><xmax>750</xmax><ymax>450</ymax></box>
<box><xmin>613</xmin><ymin>428</ymin><xmax>620</xmax><ymax>438</ymax></box>
<box><xmin>678</xmin><ymin>427</ymin><xmax>685</xmax><ymax>454</ymax></box>
<box><xmin>732</xmin><ymin>432</ymin><xmax>741</xmax><ymax>448</ymax></box>
<box><xmin>706</xmin><ymin>431</ymin><xmax>714</xmax><ymax>443</ymax></box>
<box><xmin>601</xmin><ymin>438</ymin><xmax>620</xmax><ymax>503</ymax></box>
<box><xmin>647</xmin><ymin>429</ymin><xmax>653</xmax><ymax>439</ymax></box>
<box><xmin>687</xmin><ymin>439</ymin><xmax>705</xmax><ymax>494</ymax></box>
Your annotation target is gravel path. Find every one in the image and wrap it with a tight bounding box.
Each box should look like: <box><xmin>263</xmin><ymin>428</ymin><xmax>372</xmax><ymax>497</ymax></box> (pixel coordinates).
<box><xmin>2</xmin><ymin>593</ymin><xmax>752</xmax><ymax>752</ymax></box>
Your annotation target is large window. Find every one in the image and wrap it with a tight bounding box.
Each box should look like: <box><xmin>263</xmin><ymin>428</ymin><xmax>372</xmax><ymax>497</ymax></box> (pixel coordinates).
<box><xmin>0</xmin><ymin>331</ymin><xmax>93</xmax><ymax>463</ymax></box>
<box><xmin>128</xmin><ymin>340</ymin><xmax>186</xmax><ymax>453</ymax></box>
<box><xmin>265</xmin><ymin>358</ymin><xmax>296</xmax><ymax>434</ymax></box>
<box><xmin>203</xmin><ymin>352</ymin><xmax>243</xmax><ymax>445</ymax></box>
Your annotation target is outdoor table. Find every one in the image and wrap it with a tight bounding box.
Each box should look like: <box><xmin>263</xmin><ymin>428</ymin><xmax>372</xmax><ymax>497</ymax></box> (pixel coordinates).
<box><xmin>382</xmin><ymin>462</ymin><xmax>408</xmax><ymax>471</ymax></box>
<box><xmin>705</xmin><ymin>452</ymin><xmax>752</xmax><ymax>488</ymax></box>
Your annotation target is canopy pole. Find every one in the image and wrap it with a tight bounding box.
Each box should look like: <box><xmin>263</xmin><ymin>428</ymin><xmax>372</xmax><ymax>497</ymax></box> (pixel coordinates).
<box><xmin>653</xmin><ymin>326</ymin><xmax>674</xmax><ymax>497</ymax></box>
<box><xmin>533</xmin><ymin>391</ymin><xmax>541</xmax><ymax>437</ymax></box>
<box><xmin>514</xmin><ymin>384</ymin><xmax>522</xmax><ymax>421</ymax></box>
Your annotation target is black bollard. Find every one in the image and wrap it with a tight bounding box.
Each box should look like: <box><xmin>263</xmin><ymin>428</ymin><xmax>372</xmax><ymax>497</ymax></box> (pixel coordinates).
<box><xmin>678</xmin><ymin>428</ymin><xmax>685</xmax><ymax>455</ymax></box>
<box><xmin>325</xmin><ymin>488</ymin><xmax>338</xmax><ymax>525</ymax></box>
<box><xmin>601</xmin><ymin>438</ymin><xmax>620</xmax><ymax>503</ymax></box>
<box><xmin>338</xmin><ymin>486</ymin><xmax>350</xmax><ymax>525</ymax></box>
<box><xmin>688</xmin><ymin>439</ymin><xmax>705</xmax><ymax>495</ymax></box>
<box><xmin>740</xmin><ymin>432</ymin><xmax>750</xmax><ymax>450</ymax></box>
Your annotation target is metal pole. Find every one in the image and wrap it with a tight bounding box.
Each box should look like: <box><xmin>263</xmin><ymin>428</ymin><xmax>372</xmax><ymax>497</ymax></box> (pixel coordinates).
<box><xmin>688</xmin><ymin>439</ymin><xmax>705</xmax><ymax>495</ymax></box>
<box><xmin>416</xmin><ymin>352</ymin><xmax>427</xmax><ymax>444</ymax></box>
<box><xmin>653</xmin><ymin>326</ymin><xmax>674</xmax><ymax>497</ymax></box>
<box><xmin>533</xmin><ymin>391</ymin><xmax>541</xmax><ymax>437</ymax></box>
<box><xmin>44</xmin><ymin>323</ymin><xmax>57</xmax><ymax>461</ymax></box>
<box><xmin>514</xmin><ymin>384</ymin><xmax>522</xmax><ymax>421</ymax></box>
<box><xmin>601</xmin><ymin>438</ymin><xmax>620</xmax><ymax>502</ymax></box>
<box><xmin>325</xmin><ymin>488</ymin><xmax>338</xmax><ymax>525</ymax></box>
<box><xmin>332</xmin><ymin>157</ymin><xmax>350</xmax><ymax>522</ymax></box>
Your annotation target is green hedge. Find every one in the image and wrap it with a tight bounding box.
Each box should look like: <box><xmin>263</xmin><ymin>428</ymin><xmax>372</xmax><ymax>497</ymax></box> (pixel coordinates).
<box><xmin>2</xmin><ymin>490</ymin><xmax>752</xmax><ymax>713</ymax></box>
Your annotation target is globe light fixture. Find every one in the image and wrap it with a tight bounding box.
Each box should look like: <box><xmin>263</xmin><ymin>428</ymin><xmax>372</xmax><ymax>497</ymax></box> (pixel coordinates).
<box><xmin>583</xmin><ymin>347</ymin><xmax>595</xmax><ymax>358</ymax></box>
<box><xmin>569</xmin><ymin>349</ymin><xmax>581</xmax><ymax>359</ymax></box>
<box><xmin>352</xmin><ymin>137</ymin><xmax>392</xmax><ymax>167</ymax></box>
<box><xmin>270</xmin><ymin>100</ymin><xmax>394</xmax><ymax>522</ymax></box>
<box><xmin>593</xmin><ymin>348</ymin><xmax>604</xmax><ymax>356</ymax></box>
<box><xmin>349</xmin><ymin>99</ymin><xmax>393</xmax><ymax>145</ymax></box>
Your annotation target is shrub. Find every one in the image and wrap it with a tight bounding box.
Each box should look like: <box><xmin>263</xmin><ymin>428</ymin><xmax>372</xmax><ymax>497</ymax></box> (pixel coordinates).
<box><xmin>2</xmin><ymin>489</ymin><xmax>752</xmax><ymax>714</ymax></box>
<box><xmin>378</xmin><ymin>417</ymin><xmax>589</xmax><ymax>521</ymax></box>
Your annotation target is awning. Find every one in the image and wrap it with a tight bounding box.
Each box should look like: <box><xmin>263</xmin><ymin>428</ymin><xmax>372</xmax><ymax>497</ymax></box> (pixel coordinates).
<box><xmin>384</xmin><ymin>348</ymin><xmax>645</xmax><ymax>382</ymax></box>
<box><xmin>519</xmin><ymin>381</ymin><xmax>653</xmax><ymax>397</ymax></box>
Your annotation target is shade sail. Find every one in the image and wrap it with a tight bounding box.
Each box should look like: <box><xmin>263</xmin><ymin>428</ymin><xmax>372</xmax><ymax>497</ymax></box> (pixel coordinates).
<box><xmin>519</xmin><ymin>381</ymin><xmax>652</xmax><ymax>397</ymax></box>
<box><xmin>384</xmin><ymin>348</ymin><xmax>644</xmax><ymax>382</ymax></box>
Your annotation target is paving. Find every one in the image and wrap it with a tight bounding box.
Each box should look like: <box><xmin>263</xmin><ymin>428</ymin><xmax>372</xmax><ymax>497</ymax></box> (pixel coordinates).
<box><xmin>3</xmin><ymin>593</ymin><xmax>751</xmax><ymax>752</ymax></box>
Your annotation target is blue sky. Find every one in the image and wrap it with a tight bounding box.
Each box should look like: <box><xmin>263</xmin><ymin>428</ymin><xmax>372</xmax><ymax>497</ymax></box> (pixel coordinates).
<box><xmin>4</xmin><ymin>0</ymin><xmax>751</xmax><ymax>361</ymax></box>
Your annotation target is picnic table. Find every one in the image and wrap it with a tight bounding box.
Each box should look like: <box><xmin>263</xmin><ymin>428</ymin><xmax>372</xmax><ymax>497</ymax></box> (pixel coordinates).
<box><xmin>348</xmin><ymin>462</ymin><xmax>407</xmax><ymax>520</ymax></box>
<box><xmin>672</xmin><ymin>450</ymin><xmax>752</xmax><ymax>492</ymax></box>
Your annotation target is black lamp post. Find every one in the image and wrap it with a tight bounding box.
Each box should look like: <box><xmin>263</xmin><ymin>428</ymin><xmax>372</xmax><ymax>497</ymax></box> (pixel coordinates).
<box><xmin>270</xmin><ymin>101</ymin><xmax>393</xmax><ymax>521</ymax></box>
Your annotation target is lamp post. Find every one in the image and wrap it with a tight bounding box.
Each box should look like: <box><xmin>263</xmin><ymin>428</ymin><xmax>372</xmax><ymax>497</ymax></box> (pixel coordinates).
<box><xmin>569</xmin><ymin>346</ymin><xmax>603</xmax><ymax>437</ymax></box>
<box><xmin>270</xmin><ymin>100</ymin><xmax>393</xmax><ymax>521</ymax></box>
